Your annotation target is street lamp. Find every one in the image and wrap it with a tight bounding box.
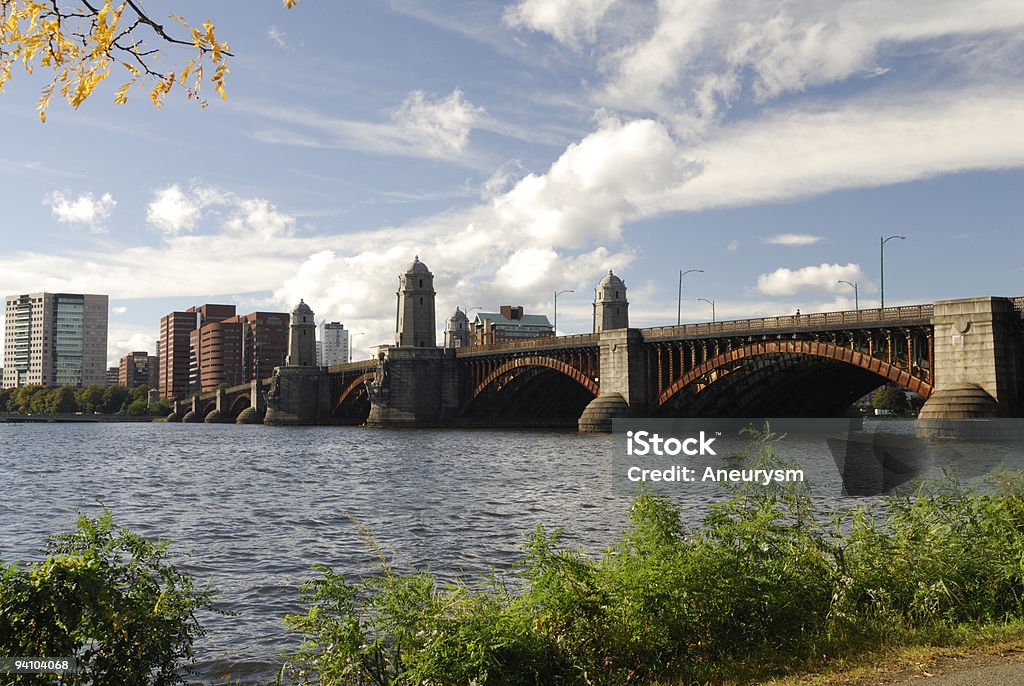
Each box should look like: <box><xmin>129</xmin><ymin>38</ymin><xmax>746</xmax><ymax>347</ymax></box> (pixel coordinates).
<box><xmin>837</xmin><ymin>280</ymin><xmax>859</xmax><ymax>310</ymax></box>
<box><xmin>677</xmin><ymin>269</ymin><xmax>704</xmax><ymax>325</ymax></box>
<box><xmin>554</xmin><ymin>289</ymin><xmax>574</xmax><ymax>334</ymax></box>
<box><xmin>349</xmin><ymin>331</ymin><xmax>365</xmax><ymax>363</ymax></box>
<box><xmin>880</xmin><ymin>235</ymin><xmax>906</xmax><ymax>309</ymax></box>
<box><xmin>697</xmin><ymin>298</ymin><xmax>715</xmax><ymax>323</ymax></box>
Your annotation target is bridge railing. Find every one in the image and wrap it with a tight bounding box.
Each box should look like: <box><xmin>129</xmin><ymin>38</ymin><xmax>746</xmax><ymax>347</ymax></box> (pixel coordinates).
<box><xmin>642</xmin><ymin>304</ymin><xmax>934</xmax><ymax>339</ymax></box>
<box><xmin>326</xmin><ymin>360</ymin><xmax>377</xmax><ymax>373</ymax></box>
<box><xmin>459</xmin><ymin>332</ymin><xmax>599</xmax><ymax>354</ymax></box>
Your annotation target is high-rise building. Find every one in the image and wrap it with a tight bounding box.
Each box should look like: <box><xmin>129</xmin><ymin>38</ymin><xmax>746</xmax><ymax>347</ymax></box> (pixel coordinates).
<box><xmin>158</xmin><ymin>304</ymin><xmax>235</xmax><ymax>399</ymax></box>
<box><xmin>236</xmin><ymin>312</ymin><xmax>288</xmax><ymax>381</ymax></box>
<box><xmin>190</xmin><ymin>318</ymin><xmax>243</xmax><ymax>392</ymax></box>
<box><xmin>157</xmin><ymin>304</ymin><xmax>288</xmax><ymax>398</ymax></box>
<box><xmin>318</xmin><ymin>321</ymin><xmax>349</xmax><ymax>365</ymax></box>
<box><xmin>118</xmin><ymin>351</ymin><xmax>159</xmax><ymax>388</ymax></box>
<box><xmin>2</xmin><ymin>292</ymin><xmax>108</xmax><ymax>388</ymax></box>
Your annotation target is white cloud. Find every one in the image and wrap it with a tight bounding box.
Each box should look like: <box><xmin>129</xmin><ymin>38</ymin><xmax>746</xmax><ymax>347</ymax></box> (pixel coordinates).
<box><xmin>146</xmin><ymin>185</ymin><xmax>200</xmax><ymax>235</ymax></box>
<box><xmin>504</xmin><ymin>0</ymin><xmax>619</xmax><ymax>49</ymax></box>
<box><xmin>765</xmin><ymin>233</ymin><xmax>823</xmax><ymax>246</ymax></box>
<box><xmin>492</xmin><ymin>115</ymin><xmax>701</xmax><ymax>248</ymax></box>
<box><xmin>246</xmin><ymin>89</ymin><xmax>486</xmax><ymax>162</ymax></box>
<box><xmin>668</xmin><ymin>89</ymin><xmax>1024</xmax><ymax>210</ymax></box>
<box><xmin>508</xmin><ymin>0</ymin><xmax>1024</xmax><ymax>132</ymax></box>
<box><xmin>112</xmin><ymin>306</ymin><xmax>127</xmax><ymax>314</ymax></box>
<box><xmin>727</xmin><ymin>239</ymin><xmax>740</xmax><ymax>252</ymax></box>
<box><xmin>44</xmin><ymin>191</ymin><xmax>116</xmax><ymax>232</ymax></box>
<box><xmin>756</xmin><ymin>262</ymin><xmax>865</xmax><ymax>296</ymax></box>
<box><xmin>392</xmin><ymin>90</ymin><xmax>484</xmax><ymax>157</ymax></box>
<box><xmin>267</xmin><ymin>25</ymin><xmax>288</xmax><ymax>48</ymax></box>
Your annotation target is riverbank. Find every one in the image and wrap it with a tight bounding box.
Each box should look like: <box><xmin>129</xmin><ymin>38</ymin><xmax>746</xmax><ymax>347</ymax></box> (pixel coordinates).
<box><xmin>0</xmin><ymin>412</ymin><xmax>156</xmax><ymax>422</ymax></box>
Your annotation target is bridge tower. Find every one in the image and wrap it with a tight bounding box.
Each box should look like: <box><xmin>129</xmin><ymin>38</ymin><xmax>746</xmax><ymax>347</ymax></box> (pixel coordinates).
<box><xmin>286</xmin><ymin>300</ymin><xmax>317</xmax><ymax>366</ymax></box>
<box><xmin>593</xmin><ymin>270</ymin><xmax>629</xmax><ymax>332</ymax></box>
<box><xmin>265</xmin><ymin>299</ymin><xmax>331</xmax><ymax>425</ymax></box>
<box><xmin>444</xmin><ymin>307</ymin><xmax>470</xmax><ymax>348</ymax></box>
<box><xmin>396</xmin><ymin>256</ymin><xmax>437</xmax><ymax>348</ymax></box>
<box><xmin>580</xmin><ymin>270</ymin><xmax>644</xmax><ymax>431</ymax></box>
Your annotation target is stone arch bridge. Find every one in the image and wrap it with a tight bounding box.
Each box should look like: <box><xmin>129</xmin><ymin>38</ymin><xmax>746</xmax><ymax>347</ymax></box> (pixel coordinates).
<box><xmin>173</xmin><ymin>296</ymin><xmax>1023</xmax><ymax>432</ymax></box>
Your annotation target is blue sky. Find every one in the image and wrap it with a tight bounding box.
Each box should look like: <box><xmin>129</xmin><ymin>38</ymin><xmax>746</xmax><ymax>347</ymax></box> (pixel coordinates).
<box><xmin>1</xmin><ymin>0</ymin><xmax>1022</xmax><ymax>366</ymax></box>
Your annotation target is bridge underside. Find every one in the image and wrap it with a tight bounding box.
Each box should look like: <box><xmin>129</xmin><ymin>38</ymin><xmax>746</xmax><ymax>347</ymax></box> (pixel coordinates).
<box><xmin>658</xmin><ymin>352</ymin><xmax>905</xmax><ymax>417</ymax></box>
<box><xmin>460</xmin><ymin>366</ymin><xmax>596</xmax><ymax>427</ymax></box>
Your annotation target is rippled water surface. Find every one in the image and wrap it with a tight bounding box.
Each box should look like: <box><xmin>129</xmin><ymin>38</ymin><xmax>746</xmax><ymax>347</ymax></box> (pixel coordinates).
<box><xmin>0</xmin><ymin>423</ymin><xmax>631</xmax><ymax>684</ymax></box>
<box><xmin>1</xmin><ymin>420</ymin><xmax>1017</xmax><ymax>684</ymax></box>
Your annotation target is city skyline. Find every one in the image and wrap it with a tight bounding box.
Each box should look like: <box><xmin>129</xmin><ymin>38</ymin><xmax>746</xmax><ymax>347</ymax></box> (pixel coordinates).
<box><xmin>0</xmin><ymin>1</ymin><xmax>1022</xmax><ymax>367</ymax></box>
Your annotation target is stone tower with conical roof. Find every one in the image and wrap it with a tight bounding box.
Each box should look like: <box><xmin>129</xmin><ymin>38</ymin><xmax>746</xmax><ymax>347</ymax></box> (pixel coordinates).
<box><xmin>593</xmin><ymin>270</ymin><xmax>629</xmax><ymax>332</ymax></box>
<box><xmin>286</xmin><ymin>299</ymin><xmax>316</xmax><ymax>366</ymax></box>
<box><xmin>444</xmin><ymin>307</ymin><xmax>470</xmax><ymax>348</ymax></box>
<box><xmin>396</xmin><ymin>256</ymin><xmax>437</xmax><ymax>347</ymax></box>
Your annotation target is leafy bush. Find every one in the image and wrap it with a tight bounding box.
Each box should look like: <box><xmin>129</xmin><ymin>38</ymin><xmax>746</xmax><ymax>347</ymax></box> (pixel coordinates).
<box><xmin>283</xmin><ymin>428</ymin><xmax>1024</xmax><ymax>685</ymax></box>
<box><xmin>0</xmin><ymin>510</ymin><xmax>216</xmax><ymax>685</ymax></box>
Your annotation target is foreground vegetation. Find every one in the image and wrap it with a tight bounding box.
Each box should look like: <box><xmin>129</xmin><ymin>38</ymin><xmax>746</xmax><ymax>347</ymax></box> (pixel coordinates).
<box><xmin>2</xmin><ymin>429</ymin><xmax>1023</xmax><ymax>684</ymax></box>
<box><xmin>283</xmin><ymin>430</ymin><xmax>1024</xmax><ymax>685</ymax></box>
<box><xmin>0</xmin><ymin>511</ymin><xmax>215</xmax><ymax>685</ymax></box>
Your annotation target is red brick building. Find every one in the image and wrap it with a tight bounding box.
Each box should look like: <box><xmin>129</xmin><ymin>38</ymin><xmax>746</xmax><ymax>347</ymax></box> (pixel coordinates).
<box><xmin>158</xmin><ymin>304</ymin><xmax>235</xmax><ymax>398</ymax></box>
<box><xmin>118</xmin><ymin>351</ymin><xmax>158</xmax><ymax>388</ymax></box>
<box><xmin>157</xmin><ymin>304</ymin><xmax>288</xmax><ymax>398</ymax></box>
<box><xmin>189</xmin><ymin>318</ymin><xmax>243</xmax><ymax>392</ymax></box>
<box><xmin>236</xmin><ymin>312</ymin><xmax>289</xmax><ymax>382</ymax></box>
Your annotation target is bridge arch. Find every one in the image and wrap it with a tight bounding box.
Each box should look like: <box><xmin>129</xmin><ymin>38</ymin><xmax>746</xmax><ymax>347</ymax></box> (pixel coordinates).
<box><xmin>462</xmin><ymin>355</ymin><xmax>598</xmax><ymax>426</ymax></box>
<box><xmin>333</xmin><ymin>372</ymin><xmax>373</xmax><ymax>423</ymax></box>
<box><xmin>472</xmin><ymin>356</ymin><xmax>599</xmax><ymax>400</ymax></box>
<box><xmin>227</xmin><ymin>393</ymin><xmax>251</xmax><ymax>419</ymax></box>
<box><xmin>657</xmin><ymin>340</ymin><xmax>932</xmax><ymax>416</ymax></box>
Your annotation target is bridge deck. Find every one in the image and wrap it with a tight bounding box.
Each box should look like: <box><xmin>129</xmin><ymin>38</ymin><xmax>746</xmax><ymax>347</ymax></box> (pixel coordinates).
<box><xmin>456</xmin><ymin>333</ymin><xmax>599</xmax><ymax>357</ymax></box>
<box><xmin>641</xmin><ymin>304</ymin><xmax>934</xmax><ymax>341</ymax></box>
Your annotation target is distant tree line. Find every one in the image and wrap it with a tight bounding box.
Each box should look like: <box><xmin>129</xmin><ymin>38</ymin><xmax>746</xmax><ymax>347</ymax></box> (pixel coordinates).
<box><xmin>0</xmin><ymin>384</ymin><xmax>171</xmax><ymax>417</ymax></box>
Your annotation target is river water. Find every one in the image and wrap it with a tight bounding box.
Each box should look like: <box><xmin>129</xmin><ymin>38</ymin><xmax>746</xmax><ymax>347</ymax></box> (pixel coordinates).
<box><xmin>0</xmin><ymin>420</ymin><xmax>1020</xmax><ymax>684</ymax></box>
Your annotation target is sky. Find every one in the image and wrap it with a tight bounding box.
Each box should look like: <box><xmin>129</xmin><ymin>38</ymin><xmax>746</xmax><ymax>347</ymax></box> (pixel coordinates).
<box><xmin>1</xmin><ymin>0</ymin><xmax>1022</xmax><ymax>367</ymax></box>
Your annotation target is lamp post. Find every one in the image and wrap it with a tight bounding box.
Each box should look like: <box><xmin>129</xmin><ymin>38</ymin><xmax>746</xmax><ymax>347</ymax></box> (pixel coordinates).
<box><xmin>677</xmin><ymin>269</ymin><xmax>704</xmax><ymax>325</ymax></box>
<box><xmin>349</xmin><ymin>331</ymin><xmax>364</xmax><ymax>363</ymax></box>
<box><xmin>696</xmin><ymin>298</ymin><xmax>715</xmax><ymax>323</ymax></box>
<box><xmin>880</xmin><ymin>235</ymin><xmax>906</xmax><ymax>309</ymax></box>
<box><xmin>837</xmin><ymin>280</ymin><xmax>859</xmax><ymax>310</ymax></box>
<box><xmin>554</xmin><ymin>289</ymin><xmax>574</xmax><ymax>334</ymax></box>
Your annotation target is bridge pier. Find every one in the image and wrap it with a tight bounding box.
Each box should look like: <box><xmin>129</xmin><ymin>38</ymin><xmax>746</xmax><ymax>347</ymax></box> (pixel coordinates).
<box><xmin>236</xmin><ymin>380</ymin><xmax>266</xmax><ymax>424</ymax></box>
<box><xmin>579</xmin><ymin>328</ymin><xmax>647</xmax><ymax>432</ymax></box>
<box><xmin>365</xmin><ymin>347</ymin><xmax>460</xmax><ymax>428</ymax></box>
<box><xmin>265</xmin><ymin>366</ymin><xmax>330</xmax><ymax>426</ymax></box>
<box><xmin>918</xmin><ymin>296</ymin><xmax>1024</xmax><ymax>437</ymax></box>
<box><xmin>180</xmin><ymin>396</ymin><xmax>201</xmax><ymax>423</ymax></box>
<box><xmin>204</xmin><ymin>388</ymin><xmax>230</xmax><ymax>423</ymax></box>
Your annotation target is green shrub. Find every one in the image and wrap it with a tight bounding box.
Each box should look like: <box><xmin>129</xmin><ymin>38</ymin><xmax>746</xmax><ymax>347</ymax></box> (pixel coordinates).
<box><xmin>0</xmin><ymin>510</ymin><xmax>216</xmax><ymax>685</ymax></box>
<box><xmin>283</xmin><ymin>428</ymin><xmax>1024</xmax><ymax>686</ymax></box>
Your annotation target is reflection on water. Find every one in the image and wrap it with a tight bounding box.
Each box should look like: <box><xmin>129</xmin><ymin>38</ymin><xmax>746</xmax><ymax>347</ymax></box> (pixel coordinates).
<box><xmin>0</xmin><ymin>419</ymin><xmax>1021</xmax><ymax>683</ymax></box>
